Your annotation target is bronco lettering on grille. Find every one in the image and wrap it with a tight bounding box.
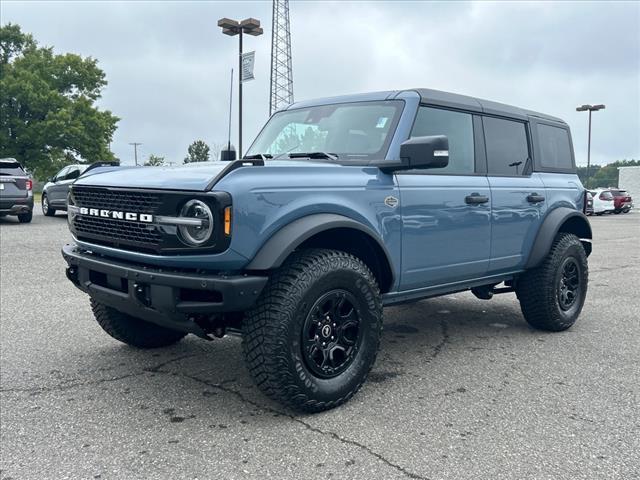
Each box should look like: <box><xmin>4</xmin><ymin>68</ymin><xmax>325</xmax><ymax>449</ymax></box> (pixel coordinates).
<box><xmin>78</xmin><ymin>207</ymin><xmax>153</xmax><ymax>223</ymax></box>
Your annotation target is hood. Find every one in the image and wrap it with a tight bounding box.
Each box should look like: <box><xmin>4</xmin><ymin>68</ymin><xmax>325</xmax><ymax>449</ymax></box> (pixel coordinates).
<box><xmin>73</xmin><ymin>162</ymin><xmax>230</xmax><ymax>191</ymax></box>
<box><xmin>72</xmin><ymin>160</ymin><xmax>337</xmax><ymax>191</ymax></box>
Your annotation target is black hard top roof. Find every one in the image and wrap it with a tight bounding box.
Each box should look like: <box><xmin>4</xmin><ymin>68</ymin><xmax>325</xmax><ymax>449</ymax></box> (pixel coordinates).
<box><xmin>412</xmin><ymin>88</ymin><xmax>565</xmax><ymax>124</ymax></box>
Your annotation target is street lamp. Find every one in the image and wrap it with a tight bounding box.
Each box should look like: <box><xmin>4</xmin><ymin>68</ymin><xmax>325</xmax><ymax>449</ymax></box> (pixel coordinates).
<box><xmin>576</xmin><ymin>104</ymin><xmax>605</xmax><ymax>185</ymax></box>
<box><xmin>218</xmin><ymin>17</ymin><xmax>263</xmax><ymax>158</ymax></box>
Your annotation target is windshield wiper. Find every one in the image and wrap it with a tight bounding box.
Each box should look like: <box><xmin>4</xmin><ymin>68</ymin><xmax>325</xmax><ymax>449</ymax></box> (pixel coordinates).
<box><xmin>243</xmin><ymin>153</ymin><xmax>273</xmax><ymax>160</ymax></box>
<box><xmin>288</xmin><ymin>152</ymin><xmax>339</xmax><ymax>161</ymax></box>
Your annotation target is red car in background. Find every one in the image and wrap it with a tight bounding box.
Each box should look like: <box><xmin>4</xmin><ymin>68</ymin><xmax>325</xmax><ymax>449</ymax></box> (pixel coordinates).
<box><xmin>610</xmin><ymin>189</ymin><xmax>633</xmax><ymax>213</ymax></box>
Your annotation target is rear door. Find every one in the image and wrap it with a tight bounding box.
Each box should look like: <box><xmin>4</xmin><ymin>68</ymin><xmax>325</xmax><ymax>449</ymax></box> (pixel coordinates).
<box><xmin>483</xmin><ymin>116</ymin><xmax>547</xmax><ymax>274</ymax></box>
<box><xmin>397</xmin><ymin>106</ymin><xmax>491</xmax><ymax>290</ymax></box>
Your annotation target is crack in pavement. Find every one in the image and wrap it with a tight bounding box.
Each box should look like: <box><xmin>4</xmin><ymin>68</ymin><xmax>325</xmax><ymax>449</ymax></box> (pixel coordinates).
<box><xmin>0</xmin><ymin>354</ymin><xmax>197</xmax><ymax>395</ymax></box>
<box><xmin>429</xmin><ymin>319</ymin><xmax>450</xmax><ymax>361</ymax></box>
<box><xmin>157</xmin><ymin>369</ymin><xmax>430</xmax><ymax>480</ymax></box>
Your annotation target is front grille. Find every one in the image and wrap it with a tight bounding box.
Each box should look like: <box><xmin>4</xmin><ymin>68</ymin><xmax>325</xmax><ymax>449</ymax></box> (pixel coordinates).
<box><xmin>71</xmin><ymin>186</ymin><xmax>165</xmax><ymax>251</ymax></box>
<box><xmin>72</xmin><ymin>187</ymin><xmax>162</xmax><ymax>213</ymax></box>
<box><xmin>74</xmin><ymin>215</ymin><xmax>162</xmax><ymax>247</ymax></box>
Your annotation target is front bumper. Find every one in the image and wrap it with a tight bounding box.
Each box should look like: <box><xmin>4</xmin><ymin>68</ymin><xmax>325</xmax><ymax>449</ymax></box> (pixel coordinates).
<box><xmin>61</xmin><ymin>243</ymin><xmax>268</xmax><ymax>337</ymax></box>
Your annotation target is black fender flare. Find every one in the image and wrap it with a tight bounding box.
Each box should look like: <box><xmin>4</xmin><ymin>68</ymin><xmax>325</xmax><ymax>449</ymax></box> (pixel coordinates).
<box><xmin>525</xmin><ymin>207</ymin><xmax>592</xmax><ymax>269</ymax></box>
<box><xmin>246</xmin><ymin>213</ymin><xmax>394</xmax><ymax>274</ymax></box>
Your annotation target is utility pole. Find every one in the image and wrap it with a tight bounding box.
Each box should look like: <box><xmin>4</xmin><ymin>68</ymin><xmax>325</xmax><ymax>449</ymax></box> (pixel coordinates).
<box><xmin>218</xmin><ymin>18</ymin><xmax>263</xmax><ymax>158</ymax></box>
<box><xmin>576</xmin><ymin>104</ymin><xmax>605</xmax><ymax>186</ymax></box>
<box><xmin>129</xmin><ymin>142</ymin><xmax>142</xmax><ymax>166</ymax></box>
<box><xmin>270</xmin><ymin>0</ymin><xmax>294</xmax><ymax>116</ymax></box>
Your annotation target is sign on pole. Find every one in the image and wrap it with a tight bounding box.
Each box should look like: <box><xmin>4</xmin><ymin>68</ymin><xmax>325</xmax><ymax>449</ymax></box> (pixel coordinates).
<box><xmin>241</xmin><ymin>51</ymin><xmax>255</xmax><ymax>83</ymax></box>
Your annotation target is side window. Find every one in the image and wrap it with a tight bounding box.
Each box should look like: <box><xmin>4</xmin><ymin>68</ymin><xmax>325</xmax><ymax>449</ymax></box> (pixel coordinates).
<box><xmin>55</xmin><ymin>166</ymin><xmax>70</xmax><ymax>181</ymax></box>
<box><xmin>538</xmin><ymin>124</ymin><xmax>573</xmax><ymax>169</ymax></box>
<box><xmin>483</xmin><ymin>117</ymin><xmax>530</xmax><ymax>176</ymax></box>
<box><xmin>66</xmin><ymin>167</ymin><xmax>80</xmax><ymax>180</ymax></box>
<box><xmin>410</xmin><ymin>106</ymin><xmax>475</xmax><ymax>174</ymax></box>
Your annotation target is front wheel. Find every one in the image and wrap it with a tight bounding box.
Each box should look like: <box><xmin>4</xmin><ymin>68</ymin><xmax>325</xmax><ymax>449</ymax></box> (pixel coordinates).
<box><xmin>516</xmin><ymin>233</ymin><xmax>588</xmax><ymax>331</ymax></box>
<box><xmin>242</xmin><ymin>249</ymin><xmax>383</xmax><ymax>412</ymax></box>
<box><xmin>42</xmin><ymin>194</ymin><xmax>56</xmax><ymax>216</ymax></box>
<box><xmin>90</xmin><ymin>299</ymin><xmax>186</xmax><ymax>348</ymax></box>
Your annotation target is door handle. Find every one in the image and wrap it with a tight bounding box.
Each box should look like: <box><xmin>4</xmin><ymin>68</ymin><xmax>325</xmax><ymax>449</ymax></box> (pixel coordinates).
<box><xmin>465</xmin><ymin>193</ymin><xmax>489</xmax><ymax>205</ymax></box>
<box><xmin>527</xmin><ymin>193</ymin><xmax>545</xmax><ymax>203</ymax></box>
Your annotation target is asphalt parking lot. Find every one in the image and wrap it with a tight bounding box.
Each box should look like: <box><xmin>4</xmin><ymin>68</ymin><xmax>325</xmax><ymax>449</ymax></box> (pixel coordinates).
<box><xmin>1</xmin><ymin>209</ymin><xmax>639</xmax><ymax>480</ymax></box>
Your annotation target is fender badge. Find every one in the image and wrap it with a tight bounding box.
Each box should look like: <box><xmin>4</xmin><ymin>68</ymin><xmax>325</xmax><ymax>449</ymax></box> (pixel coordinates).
<box><xmin>384</xmin><ymin>196</ymin><xmax>399</xmax><ymax>208</ymax></box>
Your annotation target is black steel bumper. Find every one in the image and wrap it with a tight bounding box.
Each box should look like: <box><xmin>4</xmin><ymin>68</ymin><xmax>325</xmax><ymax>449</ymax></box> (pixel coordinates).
<box><xmin>61</xmin><ymin>243</ymin><xmax>268</xmax><ymax>337</ymax></box>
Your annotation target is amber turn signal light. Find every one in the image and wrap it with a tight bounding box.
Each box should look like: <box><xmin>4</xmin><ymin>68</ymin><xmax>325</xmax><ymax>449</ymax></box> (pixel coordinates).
<box><xmin>224</xmin><ymin>207</ymin><xmax>232</xmax><ymax>236</ymax></box>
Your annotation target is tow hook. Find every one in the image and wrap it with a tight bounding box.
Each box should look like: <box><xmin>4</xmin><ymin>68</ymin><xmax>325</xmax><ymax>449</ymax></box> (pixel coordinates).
<box><xmin>133</xmin><ymin>283</ymin><xmax>151</xmax><ymax>307</ymax></box>
<box><xmin>65</xmin><ymin>266</ymin><xmax>79</xmax><ymax>285</ymax></box>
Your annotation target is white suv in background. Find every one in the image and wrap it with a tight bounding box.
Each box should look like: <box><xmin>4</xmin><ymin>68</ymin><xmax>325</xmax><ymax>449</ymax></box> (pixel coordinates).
<box><xmin>591</xmin><ymin>189</ymin><xmax>615</xmax><ymax>215</ymax></box>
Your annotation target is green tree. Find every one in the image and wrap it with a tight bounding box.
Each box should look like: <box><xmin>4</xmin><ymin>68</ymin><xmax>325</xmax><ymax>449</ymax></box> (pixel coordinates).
<box><xmin>578</xmin><ymin>159</ymin><xmax>640</xmax><ymax>189</ymax></box>
<box><xmin>144</xmin><ymin>154</ymin><xmax>165</xmax><ymax>167</ymax></box>
<box><xmin>0</xmin><ymin>23</ymin><xmax>119</xmax><ymax>179</ymax></box>
<box><xmin>184</xmin><ymin>140</ymin><xmax>210</xmax><ymax>163</ymax></box>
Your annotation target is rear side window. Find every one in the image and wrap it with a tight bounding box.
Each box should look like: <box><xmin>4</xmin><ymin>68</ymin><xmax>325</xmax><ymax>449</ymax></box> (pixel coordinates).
<box><xmin>483</xmin><ymin>117</ymin><xmax>529</xmax><ymax>176</ymax></box>
<box><xmin>0</xmin><ymin>161</ymin><xmax>25</xmax><ymax>176</ymax></box>
<box><xmin>410</xmin><ymin>106</ymin><xmax>475</xmax><ymax>174</ymax></box>
<box><xmin>538</xmin><ymin>124</ymin><xmax>573</xmax><ymax>169</ymax></box>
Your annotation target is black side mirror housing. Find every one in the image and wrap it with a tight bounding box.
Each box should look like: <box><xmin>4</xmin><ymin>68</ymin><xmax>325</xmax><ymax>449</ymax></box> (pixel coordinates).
<box><xmin>376</xmin><ymin>135</ymin><xmax>449</xmax><ymax>172</ymax></box>
<box><xmin>220</xmin><ymin>145</ymin><xmax>237</xmax><ymax>162</ymax></box>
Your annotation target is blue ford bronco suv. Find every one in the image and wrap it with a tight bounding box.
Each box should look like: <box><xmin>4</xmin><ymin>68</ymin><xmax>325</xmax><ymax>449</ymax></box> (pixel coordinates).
<box><xmin>62</xmin><ymin>88</ymin><xmax>592</xmax><ymax>412</ymax></box>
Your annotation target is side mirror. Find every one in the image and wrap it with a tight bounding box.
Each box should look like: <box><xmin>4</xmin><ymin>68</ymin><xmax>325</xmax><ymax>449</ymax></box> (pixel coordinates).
<box><xmin>374</xmin><ymin>135</ymin><xmax>449</xmax><ymax>173</ymax></box>
<box><xmin>220</xmin><ymin>145</ymin><xmax>237</xmax><ymax>162</ymax></box>
<box><xmin>399</xmin><ymin>135</ymin><xmax>449</xmax><ymax>170</ymax></box>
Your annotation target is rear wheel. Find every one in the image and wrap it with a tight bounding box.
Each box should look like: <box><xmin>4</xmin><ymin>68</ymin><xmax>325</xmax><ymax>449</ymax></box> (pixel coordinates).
<box><xmin>516</xmin><ymin>233</ymin><xmax>588</xmax><ymax>331</ymax></box>
<box><xmin>18</xmin><ymin>211</ymin><xmax>32</xmax><ymax>223</ymax></box>
<box><xmin>242</xmin><ymin>249</ymin><xmax>383</xmax><ymax>412</ymax></box>
<box><xmin>42</xmin><ymin>194</ymin><xmax>56</xmax><ymax>216</ymax></box>
<box><xmin>90</xmin><ymin>299</ymin><xmax>186</xmax><ymax>348</ymax></box>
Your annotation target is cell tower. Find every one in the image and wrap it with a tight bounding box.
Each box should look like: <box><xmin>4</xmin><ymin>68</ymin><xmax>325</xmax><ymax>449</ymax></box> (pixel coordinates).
<box><xmin>269</xmin><ymin>0</ymin><xmax>293</xmax><ymax>116</ymax></box>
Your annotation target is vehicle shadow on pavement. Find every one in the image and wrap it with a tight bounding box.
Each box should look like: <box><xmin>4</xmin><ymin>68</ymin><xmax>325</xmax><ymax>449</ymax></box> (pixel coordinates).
<box><xmin>57</xmin><ymin>293</ymin><xmax>539</xmax><ymax>418</ymax></box>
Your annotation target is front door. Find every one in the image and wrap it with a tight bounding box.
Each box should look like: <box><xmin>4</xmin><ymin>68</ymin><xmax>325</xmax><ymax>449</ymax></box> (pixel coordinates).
<box><xmin>398</xmin><ymin>106</ymin><xmax>491</xmax><ymax>291</ymax></box>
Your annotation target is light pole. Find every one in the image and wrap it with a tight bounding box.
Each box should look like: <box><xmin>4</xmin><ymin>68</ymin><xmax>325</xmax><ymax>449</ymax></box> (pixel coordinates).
<box><xmin>576</xmin><ymin>104</ymin><xmax>605</xmax><ymax>186</ymax></box>
<box><xmin>218</xmin><ymin>17</ymin><xmax>263</xmax><ymax>158</ymax></box>
<box><xmin>128</xmin><ymin>142</ymin><xmax>142</xmax><ymax>166</ymax></box>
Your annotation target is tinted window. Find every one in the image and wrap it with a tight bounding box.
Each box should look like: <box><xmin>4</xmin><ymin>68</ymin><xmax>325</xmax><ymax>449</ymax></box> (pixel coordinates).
<box><xmin>66</xmin><ymin>167</ymin><xmax>81</xmax><ymax>180</ymax></box>
<box><xmin>538</xmin><ymin>124</ymin><xmax>573</xmax><ymax>169</ymax></box>
<box><xmin>410</xmin><ymin>107</ymin><xmax>475</xmax><ymax>174</ymax></box>
<box><xmin>611</xmin><ymin>190</ymin><xmax>627</xmax><ymax>197</ymax></box>
<box><xmin>0</xmin><ymin>161</ymin><xmax>25</xmax><ymax>176</ymax></box>
<box><xmin>483</xmin><ymin>117</ymin><xmax>529</xmax><ymax>176</ymax></box>
<box><xmin>55</xmin><ymin>166</ymin><xmax>70</xmax><ymax>181</ymax></box>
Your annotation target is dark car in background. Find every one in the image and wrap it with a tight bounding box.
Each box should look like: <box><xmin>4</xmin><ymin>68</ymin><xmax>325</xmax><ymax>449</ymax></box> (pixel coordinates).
<box><xmin>0</xmin><ymin>158</ymin><xmax>34</xmax><ymax>223</ymax></box>
<box><xmin>41</xmin><ymin>164</ymin><xmax>88</xmax><ymax>216</ymax></box>
<box><xmin>41</xmin><ymin>162</ymin><xmax>120</xmax><ymax>216</ymax></box>
<box><xmin>610</xmin><ymin>189</ymin><xmax>633</xmax><ymax>213</ymax></box>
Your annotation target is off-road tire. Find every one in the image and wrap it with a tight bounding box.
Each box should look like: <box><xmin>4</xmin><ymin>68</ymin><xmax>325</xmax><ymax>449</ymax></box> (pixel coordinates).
<box><xmin>90</xmin><ymin>299</ymin><xmax>186</xmax><ymax>348</ymax></box>
<box><xmin>516</xmin><ymin>233</ymin><xmax>588</xmax><ymax>331</ymax></box>
<box><xmin>242</xmin><ymin>249</ymin><xmax>383</xmax><ymax>412</ymax></box>
<box><xmin>42</xmin><ymin>194</ymin><xmax>56</xmax><ymax>216</ymax></box>
<box><xmin>17</xmin><ymin>211</ymin><xmax>32</xmax><ymax>223</ymax></box>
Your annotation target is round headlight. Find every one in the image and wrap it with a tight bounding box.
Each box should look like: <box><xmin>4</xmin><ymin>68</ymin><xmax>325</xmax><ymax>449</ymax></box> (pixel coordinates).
<box><xmin>178</xmin><ymin>200</ymin><xmax>214</xmax><ymax>246</ymax></box>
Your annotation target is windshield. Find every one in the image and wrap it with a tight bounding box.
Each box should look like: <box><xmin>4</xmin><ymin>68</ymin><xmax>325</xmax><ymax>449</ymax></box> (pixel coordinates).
<box><xmin>246</xmin><ymin>101</ymin><xmax>403</xmax><ymax>160</ymax></box>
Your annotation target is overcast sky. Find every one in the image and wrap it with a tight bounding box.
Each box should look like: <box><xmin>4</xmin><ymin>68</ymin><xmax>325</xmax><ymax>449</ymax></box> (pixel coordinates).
<box><xmin>2</xmin><ymin>1</ymin><xmax>639</xmax><ymax>166</ymax></box>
